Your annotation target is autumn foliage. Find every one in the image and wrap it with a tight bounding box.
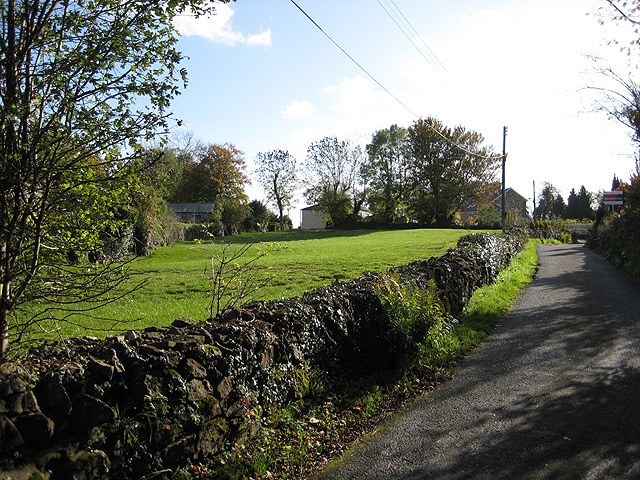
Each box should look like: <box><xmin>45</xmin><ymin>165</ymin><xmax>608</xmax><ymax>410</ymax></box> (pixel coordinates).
<box><xmin>173</xmin><ymin>143</ymin><xmax>249</xmax><ymax>203</ymax></box>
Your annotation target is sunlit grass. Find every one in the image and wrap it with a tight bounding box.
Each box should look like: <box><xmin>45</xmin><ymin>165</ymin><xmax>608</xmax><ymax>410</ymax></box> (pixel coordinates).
<box><xmin>122</xmin><ymin>229</ymin><xmax>475</xmax><ymax>323</ymax></box>
<box><xmin>452</xmin><ymin>239</ymin><xmax>543</xmax><ymax>348</ymax></box>
<box><xmin>28</xmin><ymin>228</ymin><xmax>498</xmax><ymax>339</ymax></box>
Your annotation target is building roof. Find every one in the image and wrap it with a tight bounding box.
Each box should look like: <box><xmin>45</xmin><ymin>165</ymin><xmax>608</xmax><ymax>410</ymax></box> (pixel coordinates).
<box><xmin>301</xmin><ymin>204</ymin><xmax>321</xmax><ymax>211</ymax></box>
<box><xmin>167</xmin><ymin>203</ymin><xmax>216</xmax><ymax>213</ymax></box>
<box><xmin>489</xmin><ymin>187</ymin><xmax>526</xmax><ymax>206</ymax></box>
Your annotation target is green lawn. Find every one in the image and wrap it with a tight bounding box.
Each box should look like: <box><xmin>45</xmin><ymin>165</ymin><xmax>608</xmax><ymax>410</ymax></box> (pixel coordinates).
<box><xmin>45</xmin><ymin>228</ymin><xmax>488</xmax><ymax>337</ymax></box>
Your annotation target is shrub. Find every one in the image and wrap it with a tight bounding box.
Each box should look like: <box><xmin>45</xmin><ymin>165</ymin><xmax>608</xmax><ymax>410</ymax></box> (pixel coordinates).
<box><xmin>528</xmin><ymin>218</ymin><xmax>573</xmax><ymax>243</ymax></box>
<box><xmin>477</xmin><ymin>205</ymin><xmax>502</xmax><ymax>229</ymax></box>
<box><xmin>183</xmin><ymin>222</ymin><xmax>225</xmax><ymax>241</ymax></box>
<box><xmin>375</xmin><ymin>274</ymin><xmax>458</xmax><ymax>369</ymax></box>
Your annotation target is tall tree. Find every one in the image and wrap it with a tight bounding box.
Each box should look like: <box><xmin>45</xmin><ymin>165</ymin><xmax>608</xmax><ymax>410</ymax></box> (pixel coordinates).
<box><xmin>304</xmin><ymin>136</ymin><xmax>364</xmax><ymax>226</ymax></box>
<box><xmin>173</xmin><ymin>143</ymin><xmax>249</xmax><ymax>203</ymax></box>
<box><xmin>535</xmin><ymin>183</ymin><xmax>565</xmax><ymax>220</ymax></box>
<box><xmin>406</xmin><ymin>118</ymin><xmax>498</xmax><ymax>225</ymax></box>
<box><xmin>255</xmin><ymin>149</ymin><xmax>297</xmax><ymax>230</ymax></box>
<box><xmin>0</xmin><ymin>0</ymin><xmax>230</xmax><ymax>357</ymax></box>
<box><xmin>565</xmin><ymin>186</ymin><xmax>595</xmax><ymax>220</ymax></box>
<box><xmin>362</xmin><ymin>124</ymin><xmax>410</xmax><ymax>223</ymax></box>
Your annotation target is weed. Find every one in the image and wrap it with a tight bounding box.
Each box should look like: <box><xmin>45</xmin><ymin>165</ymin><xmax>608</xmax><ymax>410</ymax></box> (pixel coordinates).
<box><xmin>194</xmin><ymin>233</ymin><xmax>281</xmax><ymax>318</ymax></box>
<box><xmin>138</xmin><ymin>394</ymin><xmax>169</xmax><ymax>443</ymax></box>
<box><xmin>375</xmin><ymin>274</ymin><xmax>457</xmax><ymax>369</ymax></box>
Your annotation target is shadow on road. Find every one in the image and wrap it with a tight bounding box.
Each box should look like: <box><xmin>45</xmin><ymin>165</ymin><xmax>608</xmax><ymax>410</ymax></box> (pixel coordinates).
<box><xmin>316</xmin><ymin>244</ymin><xmax>640</xmax><ymax>479</ymax></box>
<box><xmin>403</xmin><ymin>366</ymin><xmax>640</xmax><ymax>479</ymax></box>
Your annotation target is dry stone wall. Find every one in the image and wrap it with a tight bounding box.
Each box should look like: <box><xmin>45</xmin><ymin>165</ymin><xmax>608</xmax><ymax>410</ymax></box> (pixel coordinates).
<box><xmin>0</xmin><ymin>232</ymin><xmax>525</xmax><ymax>479</ymax></box>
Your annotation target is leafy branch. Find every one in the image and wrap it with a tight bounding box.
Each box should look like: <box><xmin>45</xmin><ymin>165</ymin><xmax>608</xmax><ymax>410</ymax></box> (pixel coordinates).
<box><xmin>195</xmin><ymin>234</ymin><xmax>281</xmax><ymax>319</ymax></box>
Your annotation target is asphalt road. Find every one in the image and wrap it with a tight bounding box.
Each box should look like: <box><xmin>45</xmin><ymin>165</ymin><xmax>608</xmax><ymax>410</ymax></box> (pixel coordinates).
<box><xmin>314</xmin><ymin>243</ymin><xmax>640</xmax><ymax>479</ymax></box>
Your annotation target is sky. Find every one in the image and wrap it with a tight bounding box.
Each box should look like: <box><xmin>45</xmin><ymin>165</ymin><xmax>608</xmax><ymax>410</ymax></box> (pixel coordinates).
<box><xmin>170</xmin><ymin>0</ymin><xmax>638</xmax><ymax>226</ymax></box>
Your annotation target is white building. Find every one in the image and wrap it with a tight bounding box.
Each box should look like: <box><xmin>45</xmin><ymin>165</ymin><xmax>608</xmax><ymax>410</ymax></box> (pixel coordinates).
<box><xmin>300</xmin><ymin>205</ymin><xmax>326</xmax><ymax>229</ymax></box>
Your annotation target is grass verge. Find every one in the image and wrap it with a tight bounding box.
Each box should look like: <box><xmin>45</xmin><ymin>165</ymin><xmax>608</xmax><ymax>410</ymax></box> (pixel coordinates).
<box><xmin>194</xmin><ymin>240</ymin><xmax>543</xmax><ymax>480</ymax></box>
<box><xmin>451</xmin><ymin>238</ymin><xmax>543</xmax><ymax>354</ymax></box>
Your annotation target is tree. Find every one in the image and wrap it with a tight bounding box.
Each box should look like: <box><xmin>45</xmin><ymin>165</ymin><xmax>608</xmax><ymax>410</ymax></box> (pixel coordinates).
<box><xmin>242</xmin><ymin>200</ymin><xmax>277</xmax><ymax>232</ymax></box>
<box><xmin>599</xmin><ymin>1</ymin><xmax>640</xmax><ymax>59</ymax></box>
<box><xmin>362</xmin><ymin>125</ymin><xmax>410</xmax><ymax>223</ymax></box>
<box><xmin>130</xmin><ymin>148</ymin><xmax>186</xmax><ymax>255</ymax></box>
<box><xmin>589</xmin><ymin>65</ymin><xmax>640</xmax><ymax>151</ymax></box>
<box><xmin>304</xmin><ymin>136</ymin><xmax>364</xmax><ymax>226</ymax></box>
<box><xmin>172</xmin><ymin>143</ymin><xmax>249</xmax><ymax>204</ymax></box>
<box><xmin>613</xmin><ymin>174</ymin><xmax>622</xmax><ymax>190</ymax></box>
<box><xmin>535</xmin><ymin>183</ymin><xmax>565</xmax><ymax>220</ymax></box>
<box><xmin>565</xmin><ymin>186</ymin><xmax>595</xmax><ymax>220</ymax></box>
<box><xmin>406</xmin><ymin>118</ymin><xmax>499</xmax><ymax>225</ymax></box>
<box><xmin>255</xmin><ymin>149</ymin><xmax>298</xmax><ymax>231</ymax></box>
<box><xmin>214</xmin><ymin>197</ymin><xmax>250</xmax><ymax>236</ymax></box>
<box><xmin>0</xmin><ymin>0</ymin><xmax>230</xmax><ymax>357</ymax></box>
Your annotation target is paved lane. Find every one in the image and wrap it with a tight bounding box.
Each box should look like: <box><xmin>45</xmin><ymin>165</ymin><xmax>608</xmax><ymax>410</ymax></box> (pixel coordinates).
<box><xmin>315</xmin><ymin>244</ymin><xmax>640</xmax><ymax>479</ymax></box>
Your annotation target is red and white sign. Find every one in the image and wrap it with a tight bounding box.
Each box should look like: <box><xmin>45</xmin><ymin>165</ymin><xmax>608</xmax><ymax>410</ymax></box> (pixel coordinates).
<box><xmin>603</xmin><ymin>191</ymin><xmax>624</xmax><ymax>206</ymax></box>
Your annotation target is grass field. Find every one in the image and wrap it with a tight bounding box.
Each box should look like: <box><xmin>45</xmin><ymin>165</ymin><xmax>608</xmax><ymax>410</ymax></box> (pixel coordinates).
<box><xmin>53</xmin><ymin>228</ymin><xmax>485</xmax><ymax>337</ymax></box>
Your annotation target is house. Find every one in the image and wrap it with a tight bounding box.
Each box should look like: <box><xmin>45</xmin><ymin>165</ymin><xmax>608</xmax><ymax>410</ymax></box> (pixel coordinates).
<box><xmin>300</xmin><ymin>205</ymin><xmax>326</xmax><ymax>229</ymax></box>
<box><xmin>459</xmin><ymin>188</ymin><xmax>529</xmax><ymax>225</ymax></box>
<box><xmin>167</xmin><ymin>203</ymin><xmax>216</xmax><ymax>223</ymax></box>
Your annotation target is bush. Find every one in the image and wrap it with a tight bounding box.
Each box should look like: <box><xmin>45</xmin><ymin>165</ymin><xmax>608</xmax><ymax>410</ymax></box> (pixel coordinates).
<box><xmin>589</xmin><ymin>208</ymin><xmax>640</xmax><ymax>284</ymax></box>
<box><xmin>528</xmin><ymin>218</ymin><xmax>573</xmax><ymax>243</ymax></box>
<box><xmin>149</xmin><ymin>210</ymin><xmax>185</xmax><ymax>248</ymax></box>
<box><xmin>588</xmin><ymin>167</ymin><xmax>640</xmax><ymax>284</ymax></box>
<box><xmin>375</xmin><ymin>274</ymin><xmax>457</xmax><ymax>369</ymax></box>
<box><xmin>477</xmin><ymin>206</ymin><xmax>502</xmax><ymax>229</ymax></box>
<box><xmin>183</xmin><ymin>222</ymin><xmax>225</xmax><ymax>241</ymax></box>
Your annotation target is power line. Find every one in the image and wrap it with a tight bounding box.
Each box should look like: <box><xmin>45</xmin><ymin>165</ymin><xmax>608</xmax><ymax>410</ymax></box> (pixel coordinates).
<box><xmin>377</xmin><ymin>0</ymin><xmax>446</xmax><ymax>73</ymax></box>
<box><xmin>376</xmin><ymin>0</ymin><xmax>440</xmax><ymax>72</ymax></box>
<box><xmin>387</xmin><ymin>0</ymin><xmax>447</xmax><ymax>72</ymax></box>
<box><xmin>289</xmin><ymin>0</ymin><xmax>420</xmax><ymax>119</ymax></box>
<box><xmin>288</xmin><ymin>0</ymin><xmax>501</xmax><ymax>161</ymax></box>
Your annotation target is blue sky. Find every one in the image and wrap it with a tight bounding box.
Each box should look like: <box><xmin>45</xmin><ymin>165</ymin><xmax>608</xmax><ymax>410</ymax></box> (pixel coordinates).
<box><xmin>170</xmin><ymin>0</ymin><xmax>637</xmax><ymax>225</ymax></box>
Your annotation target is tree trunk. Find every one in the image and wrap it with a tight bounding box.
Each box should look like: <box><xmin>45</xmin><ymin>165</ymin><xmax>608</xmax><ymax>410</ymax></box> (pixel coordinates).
<box><xmin>0</xmin><ymin>312</ymin><xmax>8</xmax><ymax>358</ymax></box>
<box><xmin>0</xmin><ymin>278</ymin><xmax>9</xmax><ymax>358</ymax></box>
<box><xmin>277</xmin><ymin>196</ymin><xmax>285</xmax><ymax>231</ymax></box>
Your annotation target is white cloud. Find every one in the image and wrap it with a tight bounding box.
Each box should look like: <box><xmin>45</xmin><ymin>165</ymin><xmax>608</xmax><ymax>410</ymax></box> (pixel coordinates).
<box><xmin>318</xmin><ymin>75</ymin><xmax>413</xmax><ymax>142</ymax></box>
<box><xmin>174</xmin><ymin>4</ymin><xmax>271</xmax><ymax>47</ymax></box>
<box><xmin>281</xmin><ymin>100</ymin><xmax>316</xmax><ymax>120</ymax></box>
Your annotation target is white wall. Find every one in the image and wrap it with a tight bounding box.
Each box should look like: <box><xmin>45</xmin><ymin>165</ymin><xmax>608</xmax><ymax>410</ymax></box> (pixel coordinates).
<box><xmin>300</xmin><ymin>208</ymin><xmax>326</xmax><ymax>229</ymax></box>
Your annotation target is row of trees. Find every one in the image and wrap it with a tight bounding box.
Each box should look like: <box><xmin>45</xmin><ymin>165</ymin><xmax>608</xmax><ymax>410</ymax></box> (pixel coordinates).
<box><xmin>534</xmin><ymin>183</ymin><xmax>597</xmax><ymax>221</ymax></box>
<box><xmin>251</xmin><ymin>118</ymin><xmax>501</xmax><ymax>229</ymax></box>
<box><xmin>131</xmin><ymin>116</ymin><xmax>500</xmax><ymax>243</ymax></box>
<box><xmin>130</xmin><ymin>137</ymin><xmax>293</xmax><ymax>251</ymax></box>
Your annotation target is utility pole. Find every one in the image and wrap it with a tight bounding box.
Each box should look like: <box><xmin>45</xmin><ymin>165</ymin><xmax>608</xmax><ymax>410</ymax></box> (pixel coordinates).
<box><xmin>501</xmin><ymin>126</ymin><xmax>508</xmax><ymax>233</ymax></box>
<box><xmin>532</xmin><ymin>180</ymin><xmax>536</xmax><ymax>220</ymax></box>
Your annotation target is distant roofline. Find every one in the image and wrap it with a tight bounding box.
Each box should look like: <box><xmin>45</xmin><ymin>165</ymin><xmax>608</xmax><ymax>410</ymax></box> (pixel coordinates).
<box><xmin>167</xmin><ymin>202</ymin><xmax>216</xmax><ymax>213</ymax></box>
<box><xmin>301</xmin><ymin>204</ymin><xmax>321</xmax><ymax>211</ymax></box>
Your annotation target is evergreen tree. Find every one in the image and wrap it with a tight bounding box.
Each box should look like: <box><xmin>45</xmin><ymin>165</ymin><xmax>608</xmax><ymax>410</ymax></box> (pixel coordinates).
<box><xmin>565</xmin><ymin>186</ymin><xmax>595</xmax><ymax>220</ymax></box>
